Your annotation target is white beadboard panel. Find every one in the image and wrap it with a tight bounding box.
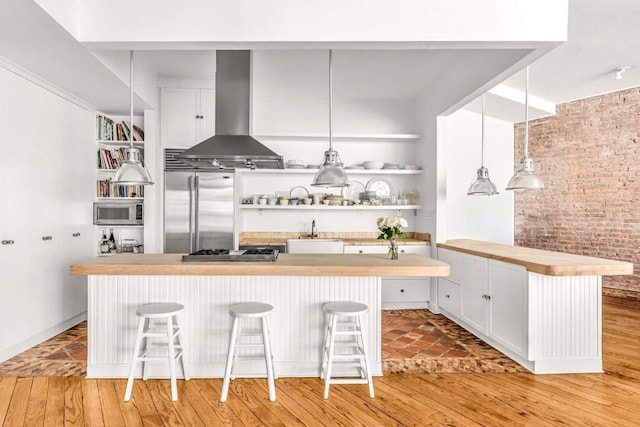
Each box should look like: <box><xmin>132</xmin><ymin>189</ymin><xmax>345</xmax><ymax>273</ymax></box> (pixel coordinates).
<box><xmin>528</xmin><ymin>273</ymin><xmax>601</xmax><ymax>362</ymax></box>
<box><xmin>87</xmin><ymin>275</ymin><xmax>381</xmax><ymax>378</ymax></box>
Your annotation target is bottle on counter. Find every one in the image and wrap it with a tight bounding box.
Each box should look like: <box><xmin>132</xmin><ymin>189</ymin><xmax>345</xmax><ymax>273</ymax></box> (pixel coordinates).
<box><xmin>100</xmin><ymin>230</ymin><xmax>109</xmax><ymax>254</ymax></box>
<box><xmin>108</xmin><ymin>228</ymin><xmax>117</xmax><ymax>253</ymax></box>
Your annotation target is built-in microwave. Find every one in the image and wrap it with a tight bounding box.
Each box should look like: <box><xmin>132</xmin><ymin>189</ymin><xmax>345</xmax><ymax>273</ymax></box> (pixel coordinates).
<box><xmin>93</xmin><ymin>201</ymin><xmax>144</xmax><ymax>226</ymax></box>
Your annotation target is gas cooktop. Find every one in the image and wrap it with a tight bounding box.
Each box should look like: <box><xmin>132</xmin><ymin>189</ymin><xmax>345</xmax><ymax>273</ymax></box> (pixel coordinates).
<box><xmin>181</xmin><ymin>248</ymin><xmax>279</xmax><ymax>262</ymax></box>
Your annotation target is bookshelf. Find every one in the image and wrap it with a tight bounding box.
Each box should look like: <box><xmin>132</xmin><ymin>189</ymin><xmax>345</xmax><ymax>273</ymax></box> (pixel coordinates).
<box><xmin>94</xmin><ymin>113</ymin><xmax>146</xmax><ymax>255</ymax></box>
<box><xmin>95</xmin><ymin>114</ymin><xmax>145</xmax><ymax>199</ymax></box>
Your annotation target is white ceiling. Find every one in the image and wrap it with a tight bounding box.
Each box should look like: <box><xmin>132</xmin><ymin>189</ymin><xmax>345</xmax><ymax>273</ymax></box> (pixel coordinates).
<box><xmin>2</xmin><ymin>0</ymin><xmax>638</xmax><ymax>123</ymax></box>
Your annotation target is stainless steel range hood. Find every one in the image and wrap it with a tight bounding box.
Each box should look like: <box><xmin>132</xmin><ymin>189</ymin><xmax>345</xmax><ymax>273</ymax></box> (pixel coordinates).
<box><xmin>175</xmin><ymin>51</ymin><xmax>284</xmax><ymax>169</ymax></box>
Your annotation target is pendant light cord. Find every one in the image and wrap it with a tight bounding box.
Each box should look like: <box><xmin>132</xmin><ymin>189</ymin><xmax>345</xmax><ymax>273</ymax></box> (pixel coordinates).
<box><xmin>524</xmin><ymin>66</ymin><xmax>529</xmax><ymax>159</ymax></box>
<box><xmin>481</xmin><ymin>94</ymin><xmax>485</xmax><ymax>167</ymax></box>
<box><xmin>329</xmin><ymin>49</ymin><xmax>333</xmax><ymax>152</ymax></box>
<box><xmin>129</xmin><ymin>50</ymin><xmax>134</xmax><ymax>150</ymax></box>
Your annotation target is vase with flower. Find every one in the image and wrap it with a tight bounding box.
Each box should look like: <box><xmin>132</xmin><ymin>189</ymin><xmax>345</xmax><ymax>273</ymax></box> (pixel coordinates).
<box><xmin>377</xmin><ymin>216</ymin><xmax>408</xmax><ymax>260</ymax></box>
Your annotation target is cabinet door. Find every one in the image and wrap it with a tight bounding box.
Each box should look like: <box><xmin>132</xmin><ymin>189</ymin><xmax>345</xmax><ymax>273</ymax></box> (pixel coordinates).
<box><xmin>438</xmin><ymin>248</ymin><xmax>462</xmax><ymax>284</ymax></box>
<box><xmin>397</xmin><ymin>245</ymin><xmax>430</xmax><ymax>257</ymax></box>
<box><xmin>343</xmin><ymin>245</ymin><xmax>387</xmax><ymax>254</ymax></box>
<box><xmin>488</xmin><ymin>260</ymin><xmax>528</xmax><ymax>357</ymax></box>
<box><xmin>198</xmin><ymin>89</ymin><xmax>216</xmax><ymax>142</ymax></box>
<box><xmin>381</xmin><ymin>278</ymin><xmax>429</xmax><ymax>302</ymax></box>
<box><xmin>461</xmin><ymin>254</ymin><xmax>489</xmax><ymax>333</ymax></box>
<box><xmin>161</xmin><ymin>88</ymin><xmax>200</xmax><ymax>148</ymax></box>
<box><xmin>437</xmin><ymin>278</ymin><xmax>461</xmax><ymax>318</ymax></box>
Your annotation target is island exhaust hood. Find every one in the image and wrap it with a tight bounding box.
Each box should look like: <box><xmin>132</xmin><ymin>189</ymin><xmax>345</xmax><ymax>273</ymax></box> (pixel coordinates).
<box><xmin>175</xmin><ymin>51</ymin><xmax>284</xmax><ymax>169</ymax></box>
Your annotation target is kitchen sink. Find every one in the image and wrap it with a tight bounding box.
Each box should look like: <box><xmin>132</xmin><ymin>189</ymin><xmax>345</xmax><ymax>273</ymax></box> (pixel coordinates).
<box><xmin>286</xmin><ymin>238</ymin><xmax>344</xmax><ymax>254</ymax></box>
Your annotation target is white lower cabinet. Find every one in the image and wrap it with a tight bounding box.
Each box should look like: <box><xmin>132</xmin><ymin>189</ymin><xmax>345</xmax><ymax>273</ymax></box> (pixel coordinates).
<box><xmin>437</xmin><ymin>248</ymin><xmax>528</xmax><ymax>361</ymax></box>
<box><xmin>460</xmin><ymin>254</ymin><xmax>489</xmax><ymax>334</ymax></box>
<box><xmin>345</xmin><ymin>244</ymin><xmax>431</xmax><ymax>309</ymax></box>
<box><xmin>437</xmin><ymin>278</ymin><xmax>461</xmax><ymax>318</ymax></box>
<box><xmin>488</xmin><ymin>260</ymin><xmax>528</xmax><ymax>357</ymax></box>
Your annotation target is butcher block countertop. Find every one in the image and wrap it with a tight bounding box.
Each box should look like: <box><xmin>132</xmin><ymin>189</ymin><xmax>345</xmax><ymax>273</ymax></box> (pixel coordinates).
<box><xmin>239</xmin><ymin>231</ymin><xmax>430</xmax><ymax>247</ymax></box>
<box><xmin>71</xmin><ymin>253</ymin><xmax>450</xmax><ymax>277</ymax></box>
<box><xmin>437</xmin><ymin>239</ymin><xmax>633</xmax><ymax>276</ymax></box>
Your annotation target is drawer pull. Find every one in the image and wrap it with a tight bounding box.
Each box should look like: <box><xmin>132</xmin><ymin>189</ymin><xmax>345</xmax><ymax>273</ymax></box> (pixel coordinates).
<box><xmin>482</xmin><ymin>294</ymin><xmax>492</xmax><ymax>300</ymax></box>
<box><xmin>42</xmin><ymin>236</ymin><xmax>53</xmax><ymax>241</ymax></box>
<box><xmin>400</xmin><ymin>249</ymin><xmax>405</xmax><ymax>253</ymax></box>
<box><xmin>445</xmin><ymin>294</ymin><xmax>450</xmax><ymax>299</ymax></box>
<box><xmin>358</xmin><ymin>250</ymin><xmax>363</xmax><ymax>254</ymax></box>
<box><xmin>72</xmin><ymin>232</ymin><xmax>81</xmax><ymax>237</ymax></box>
<box><xmin>400</xmin><ymin>289</ymin><xmax>405</xmax><ymax>293</ymax></box>
<box><xmin>1</xmin><ymin>240</ymin><xmax>14</xmax><ymax>245</ymax></box>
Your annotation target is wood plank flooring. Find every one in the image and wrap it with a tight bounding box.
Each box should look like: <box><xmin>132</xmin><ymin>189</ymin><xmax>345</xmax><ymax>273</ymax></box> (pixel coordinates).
<box><xmin>1</xmin><ymin>303</ymin><xmax>638</xmax><ymax>426</ymax></box>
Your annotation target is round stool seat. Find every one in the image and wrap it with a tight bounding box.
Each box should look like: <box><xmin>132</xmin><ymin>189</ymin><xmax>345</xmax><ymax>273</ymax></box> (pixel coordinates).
<box><xmin>136</xmin><ymin>303</ymin><xmax>185</xmax><ymax>318</ymax></box>
<box><xmin>323</xmin><ymin>301</ymin><xmax>368</xmax><ymax>316</ymax></box>
<box><xmin>230</xmin><ymin>302</ymin><xmax>274</xmax><ymax>318</ymax></box>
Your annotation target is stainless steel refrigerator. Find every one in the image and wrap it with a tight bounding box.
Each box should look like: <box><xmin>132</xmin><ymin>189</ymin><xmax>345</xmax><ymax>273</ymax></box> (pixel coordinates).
<box><xmin>164</xmin><ymin>152</ymin><xmax>234</xmax><ymax>253</ymax></box>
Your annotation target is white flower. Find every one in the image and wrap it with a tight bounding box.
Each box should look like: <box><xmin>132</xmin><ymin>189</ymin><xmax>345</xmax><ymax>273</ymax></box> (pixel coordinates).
<box><xmin>398</xmin><ymin>217</ymin><xmax>408</xmax><ymax>228</ymax></box>
<box><xmin>377</xmin><ymin>217</ymin><xmax>386</xmax><ymax>228</ymax></box>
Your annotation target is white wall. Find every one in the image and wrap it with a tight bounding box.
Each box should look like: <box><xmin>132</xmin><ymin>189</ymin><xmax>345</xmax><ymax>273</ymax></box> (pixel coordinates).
<box><xmin>442</xmin><ymin>109</ymin><xmax>514</xmax><ymax>244</ymax></box>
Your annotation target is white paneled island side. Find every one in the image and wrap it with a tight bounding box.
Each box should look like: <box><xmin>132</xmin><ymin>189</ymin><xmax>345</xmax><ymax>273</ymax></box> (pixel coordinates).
<box><xmin>436</xmin><ymin>240</ymin><xmax>633</xmax><ymax>374</ymax></box>
<box><xmin>71</xmin><ymin>253</ymin><xmax>449</xmax><ymax>378</ymax></box>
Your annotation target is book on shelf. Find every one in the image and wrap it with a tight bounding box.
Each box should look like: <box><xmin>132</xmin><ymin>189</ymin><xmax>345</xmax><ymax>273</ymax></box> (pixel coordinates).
<box><xmin>97</xmin><ymin>147</ymin><xmax>131</xmax><ymax>170</ymax></box>
<box><xmin>96</xmin><ymin>179</ymin><xmax>145</xmax><ymax>198</ymax></box>
<box><xmin>96</xmin><ymin>114</ymin><xmax>144</xmax><ymax>142</ymax></box>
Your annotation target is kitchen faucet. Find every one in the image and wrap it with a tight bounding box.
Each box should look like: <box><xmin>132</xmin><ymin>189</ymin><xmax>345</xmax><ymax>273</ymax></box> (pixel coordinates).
<box><xmin>309</xmin><ymin>219</ymin><xmax>318</xmax><ymax>238</ymax></box>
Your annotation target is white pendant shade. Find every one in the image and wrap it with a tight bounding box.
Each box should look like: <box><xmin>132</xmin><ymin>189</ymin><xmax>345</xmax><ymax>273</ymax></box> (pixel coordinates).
<box><xmin>112</xmin><ymin>51</ymin><xmax>154</xmax><ymax>186</ymax></box>
<box><xmin>311</xmin><ymin>50</ymin><xmax>348</xmax><ymax>188</ymax></box>
<box><xmin>506</xmin><ymin>66</ymin><xmax>543</xmax><ymax>191</ymax></box>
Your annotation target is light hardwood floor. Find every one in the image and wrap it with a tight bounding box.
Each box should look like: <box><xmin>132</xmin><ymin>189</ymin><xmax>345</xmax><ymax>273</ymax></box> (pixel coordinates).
<box><xmin>0</xmin><ymin>303</ymin><xmax>638</xmax><ymax>426</ymax></box>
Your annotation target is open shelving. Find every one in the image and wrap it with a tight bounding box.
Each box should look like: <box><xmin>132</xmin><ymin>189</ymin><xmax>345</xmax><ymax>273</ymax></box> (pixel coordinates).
<box><xmin>254</xmin><ymin>133</ymin><xmax>421</xmax><ymax>142</ymax></box>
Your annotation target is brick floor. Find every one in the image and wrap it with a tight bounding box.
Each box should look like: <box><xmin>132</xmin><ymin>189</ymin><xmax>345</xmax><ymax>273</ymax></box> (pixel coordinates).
<box><xmin>0</xmin><ymin>311</ymin><xmax>524</xmax><ymax>376</ymax></box>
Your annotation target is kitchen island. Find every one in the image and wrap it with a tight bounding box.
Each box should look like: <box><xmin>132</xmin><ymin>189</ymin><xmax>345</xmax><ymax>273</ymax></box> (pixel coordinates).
<box><xmin>71</xmin><ymin>253</ymin><xmax>449</xmax><ymax>378</ymax></box>
<box><xmin>436</xmin><ymin>240</ymin><xmax>633</xmax><ymax>374</ymax></box>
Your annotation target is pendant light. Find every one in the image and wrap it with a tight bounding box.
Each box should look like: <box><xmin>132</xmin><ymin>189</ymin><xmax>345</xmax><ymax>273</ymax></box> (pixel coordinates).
<box><xmin>113</xmin><ymin>50</ymin><xmax>154</xmax><ymax>186</ymax></box>
<box><xmin>506</xmin><ymin>66</ymin><xmax>543</xmax><ymax>191</ymax></box>
<box><xmin>467</xmin><ymin>95</ymin><xmax>499</xmax><ymax>196</ymax></box>
<box><xmin>311</xmin><ymin>50</ymin><xmax>348</xmax><ymax>187</ymax></box>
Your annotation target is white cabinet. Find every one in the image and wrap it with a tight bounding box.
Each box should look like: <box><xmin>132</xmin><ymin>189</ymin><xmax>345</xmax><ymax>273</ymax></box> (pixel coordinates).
<box><xmin>460</xmin><ymin>254</ymin><xmax>489</xmax><ymax>334</ymax></box>
<box><xmin>488</xmin><ymin>260</ymin><xmax>528</xmax><ymax>357</ymax></box>
<box><xmin>437</xmin><ymin>248</ymin><xmax>528</xmax><ymax>361</ymax></box>
<box><xmin>161</xmin><ymin>88</ymin><xmax>215</xmax><ymax>148</ymax></box>
<box><xmin>0</xmin><ymin>66</ymin><xmax>93</xmax><ymax>362</ymax></box>
<box><xmin>437</xmin><ymin>278</ymin><xmax>461</xmax><ymax>318</ymax></box>
<box><xmin>345</xmin><ymin>244</ymin><xmax>430</xmax><ymax>309</ymax></box>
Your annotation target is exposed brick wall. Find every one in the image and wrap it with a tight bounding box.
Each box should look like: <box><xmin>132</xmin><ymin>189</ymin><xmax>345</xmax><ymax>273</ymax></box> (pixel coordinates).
<box><xmin>514</xmin><ymin>87</ymin><xmax>640</xmax><ymax>295</ymax></box>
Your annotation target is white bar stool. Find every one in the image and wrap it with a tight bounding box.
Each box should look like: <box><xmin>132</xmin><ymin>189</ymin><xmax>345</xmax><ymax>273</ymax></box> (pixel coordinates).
<box><xmin>220</xmin><ymin>302</ymin><xmax>276</xmax><ymax>402</ymax></box>
<box><xmin>124</xmin><ymin>303</ymin><xmax>189</xmax><ymax>402</ymax></box>
<box><xmin>321</xmin><ymin>301</ymin><xmax>375</xmax><ymax>399</ymax></box>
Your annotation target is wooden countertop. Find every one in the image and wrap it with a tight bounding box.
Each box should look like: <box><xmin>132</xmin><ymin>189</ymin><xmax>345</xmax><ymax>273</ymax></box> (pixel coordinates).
<box><xmin>71</xmin><ymin>253</ymin><xmax>450</xmax><ymax>277</ymax></box>
<box><xmin>240</xmin><ymin>238</ymin><xmax>429</xmax><ymax>247</ymax></box>
<box><xmin>437</xmin><ymin>239</ymin><xmax>633</xmax><ymax>276</ymax></box>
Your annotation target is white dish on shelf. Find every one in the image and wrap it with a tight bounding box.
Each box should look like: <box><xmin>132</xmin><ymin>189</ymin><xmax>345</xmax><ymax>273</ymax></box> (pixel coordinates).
<box><xmin>363</xmin><ymin>161</ymin><xmax>384</xmax><ymax>170</ymax></box>
<box><xmin>342</xmin><ymin>181</ymin><xmax>365</xmax><ymax>201</ymax></box>
<box><xmin>345</xmin><ymin>165</ymin><xmax>365</xmax><ymax>170</ymax></box>
<box><xmin>403</xmin><ymin>164</ymin><xmax>421</xmax><ymax>170</ymax></box>
<box><xmin>286</xmin><ymin>164</ymin><xmax>307</xmax><ymax>169</ymax></box>
<box><xmin>290</xmin><ymin>186</ymin><xmax>309</xmax><ymax>199</ymax></box>
<box><xmin>365</xmin><ymin>178</ymin><xmax>393</xmax><ymax>198</ymax></box>
<box><xmin>382</xmin><ymin>163</ymin><xmax>400</xmax><ymax>170</ymax></box>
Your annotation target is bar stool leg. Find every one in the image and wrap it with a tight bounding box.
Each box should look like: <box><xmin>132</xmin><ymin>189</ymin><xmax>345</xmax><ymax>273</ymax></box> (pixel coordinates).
<box><xmin>220</xmin><ymin>317</ymin><xmax>239</xmax><ymax>402</ymax></box>
<box><xmin>356</xmin><ymin>315</ymin><xmax>375</xmax><ymax>398</ymax></box>
<box><xmin>320</xmin><ymin>313</ymin><xmax>330</xmax><ymax>379</ymax></box>
<box><xmin>323</xmin><ymin>314</ymin><xmax>338</xmax><ymax>399</ymax></box>
<box><xmin>262</xmin><ymin>317</ymin><xmax>276</xmax><ymax>401</ymax></box>
<box><xmin>124</xmin><ymin>317</ymin><xmax>146</xmax><ymax>401</ymax></box>
<box><xmin>167</xmin><ymin>315</ymin><xmax>178</xmax><ymax>401</ymax></box>
<box><xmin>174</xmin><ymin>314</ymin><xmax>190</xmax><ymax>381</ymax></box>
<box><xmin>141</xmin><ymin>318</ymin><xmax>151</xmax><ymax>381</ymax></box>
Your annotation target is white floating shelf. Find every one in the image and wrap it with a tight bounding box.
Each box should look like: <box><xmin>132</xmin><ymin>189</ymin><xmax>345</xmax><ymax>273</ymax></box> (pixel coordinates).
<box><xmin>254</xmin><ymin>133</ymin><xmax>421</xmax><ymax>142</ymax></box>
<box><xmin>236</xmin><ymin>168</ymin><xmax>422</xmax><ymax>175</ymax></box>
<box><xmin>97</xmin><ymin>140</ymin><xmax>144</xmax><ymax>147</ymax></box>
<box><xmin>239</xmin><ymin>204</ymin><xmax>422</xmax><ymax>211</ymax></box>
<box><xmin>96</xmin><ymin>197</ymin><xmax>144</xmax><ymax>201</ymax></box>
